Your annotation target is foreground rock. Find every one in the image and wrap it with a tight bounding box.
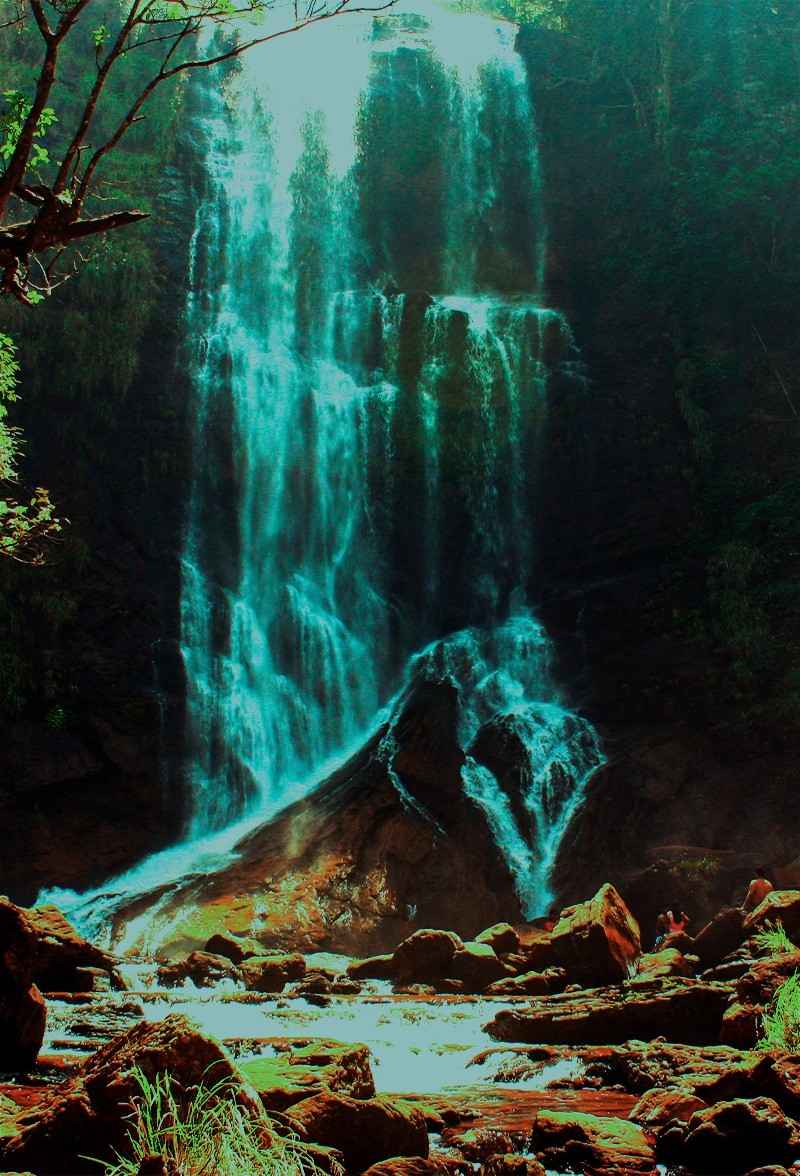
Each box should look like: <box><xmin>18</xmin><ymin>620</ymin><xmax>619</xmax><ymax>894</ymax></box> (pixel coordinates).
<box><xmin>660</xmin><ymin>1097</ymin><xmax>796</xmax><ymax>1173</ymax></box>
<box><xmin>239</xmin><ymin>1039</ymin><xmax>375</xmax><ymax>1111</ymax></box>
<box><xmin>0</xmin><ymin>1014</ymin><xmax>263</xmax><ymax>1174</ymax></box>
<box><xmin>550</xmin><ymin>884</ymin><xmax>641</xmax><ymax>986</ymax></box>
<box><xmin>531</xmin><ymin>1109</ymin><xmax>656</xmax><ymax>1175</ymax></box>
<box><xmin>19</xmin><ymin>903</ymin><xmax>119</xmax><ymax>992</ymax></box>
<box><xmin>485</xmin><ymin>976</ymin><xmax>730</xmax><ymax>1045</ymax></box>
<box><xmin>156</xmin><ymin>949</ymin><xmax>241</xmax><ymax>988</ymax></box>
<box><xmin>287</xmin><ymin>1091</ymin><xmax>429</xmax><ymax>1172</ymax></box>
<box><xmin>0</xmin><ymin>899</ymin><xmax>46</xmax><ymax>1070</ymax></box>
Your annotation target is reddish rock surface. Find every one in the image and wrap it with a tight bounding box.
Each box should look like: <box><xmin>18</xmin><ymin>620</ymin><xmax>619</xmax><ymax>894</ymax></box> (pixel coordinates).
<box><xmin>485</xmin><ymin>976</ymin><xmax>730</xmax><ymax>1045</ymax></box>
<box><xmin>107</xmin><ymin>684</ymin><xmax>524</xmax><ymax>957</ymax></box>
<box><xmin>0</xmin><ymin>900</ymin><xmax>47</xmax><ymax>1071</ymax></box>
<box><xmin>530</xmin><ymin>1109</ymin><xmax>656</xmax><ymax>1175</ymax></box>
<box><xmin>0</xmin><ymin>1014</ymin><xmax>263</xmax><ymax>1174</ymax></box>
<box><xmin>287</xmin><ymin>1091</ymin><xmax>429</xmax><ymax>1172</ymax></box>
<box><xmin>550</xmin><ymin>884</ymin><xmax>641</xmax><ymax>986</ymax></box>
<box><xmin>238</xmin><ymin>1038</ymin><xmax>375</xmax><ymax>1111</ymax></box>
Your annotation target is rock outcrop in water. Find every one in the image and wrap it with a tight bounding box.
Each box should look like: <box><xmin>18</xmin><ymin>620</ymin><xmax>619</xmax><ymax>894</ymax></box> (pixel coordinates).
<box><xmin>106</xmin><ymin>681</ymin><xmax>526</xmax><ymax>957</ymax></box>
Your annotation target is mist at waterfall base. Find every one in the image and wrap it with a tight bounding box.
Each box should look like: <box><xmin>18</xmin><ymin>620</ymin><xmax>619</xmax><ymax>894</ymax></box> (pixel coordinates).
<box><xmin>42</xmin><ymin>0</ymin><xmax>604</xmax><ymax>936</ymax></box>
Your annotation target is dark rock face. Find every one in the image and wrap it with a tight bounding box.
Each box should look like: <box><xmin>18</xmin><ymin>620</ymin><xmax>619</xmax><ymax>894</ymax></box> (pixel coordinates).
<box><xmin>661</xmin><ymin>1097</ymin><xmax>795</xmax><ymax>1174</ymax></box>
<box><xmin>107</xmin><ymin>680</ymin><xmax>524</xmax><ymax>956</ymax></box>
<box><xmin>485</xmin><ymin>977</ymin><xmax>730</xmax><ymax>1046</ymax></box>
<box><xmin>286</xmin><ymin>1092</ymin><xmax>429</xmax><ymax>1173</ymax></box>
<box><xmin>0</xmin><ymin>900</ymin><xmax>46</xmax><ymax>1071</ymax></box>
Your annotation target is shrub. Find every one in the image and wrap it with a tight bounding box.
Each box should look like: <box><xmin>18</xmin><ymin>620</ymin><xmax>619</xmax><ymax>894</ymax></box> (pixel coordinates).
<box><xmin>759</xmin><ymin>972</ymin><xmax>800</xmax><ymax>1053</ymax></box>
<box><xmin>94</xmin><ymin>1066</ymin><xmax>335</xmax><ymax>1176</ymax></box>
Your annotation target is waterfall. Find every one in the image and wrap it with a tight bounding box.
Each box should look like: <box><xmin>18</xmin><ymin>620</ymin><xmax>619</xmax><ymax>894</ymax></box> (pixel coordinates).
<box><xmin>43</xmin><ymin>0</ymin><xmax>604</xmax><ymax>929</ymax></box>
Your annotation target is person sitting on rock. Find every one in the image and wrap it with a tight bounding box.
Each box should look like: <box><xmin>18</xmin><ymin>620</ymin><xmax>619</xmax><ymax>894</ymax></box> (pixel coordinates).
<box><xmin>742</xmin><ymin>867</ymin><xmax>774</xmax><ymax>913</ymax></box>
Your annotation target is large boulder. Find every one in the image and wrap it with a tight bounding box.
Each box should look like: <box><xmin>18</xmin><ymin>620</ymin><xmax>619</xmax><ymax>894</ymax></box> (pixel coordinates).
<box><xmin>531</xmin><ymin>1110</ymin><xmax>656</xmax><ymax>1175</ymax></box>
<box><xmin>692</xmin><ymin>907</ymin><xmax>745</xmax><ymax>968</ymax></box>
<box><xmin>240</xmin><ymin>1039</ymin><xmax>375</xmax><ymax>1111</ymax></box>
<box><xmin>736</xmin><ymin>952</ymin><xmax>800</xmax><ymax>1007</ymax></box>
<box><xmin>484</xmin><ymin>977</ymin><xmax>730</xmax><ymax>1045</ymax></box>
<box><xmin>486</xmin><ymin>970</ymin><xmax>553</xmax><ymax>996</ymax></box>
<box><xmin>0</xmin><ymin>898</ymin><xmax>47</xmax><ymax>1070</ymax></box>
<box><xmin>629</xmin><ymin>1086</ymin><xmax>707</xmax><ymax>1128</ymax></box>
<box><xmin>550</xmin><ymin>885</ymin><xmax>641</xmax><ymax>986</ymax></box>
<box><xmin>204</xmin><ymin>933</ymin><xmax>258</xmax><ymax>964</ymax></box>
<box><xmin>347</xmin><ymin>954</ymin><xmax>395</xmax><ymax>981</ymax></box>
<box><xmin>662</xmin><ymin>1098</ymin><xmax>795</xmax><ymax>1174</ymax></box>
<box><xmin>20</xmin><ymin>904</ymin><xmax>117</xmax><ymax>991</ymax></box>
<box><xmin>744</xmin><ymin>892</ymin><xmax>800</xmax><ymax>938</ymax></box>
<box><xmin>475</xmin><ymin>924</ymin><xmax>520</xmax><ymax>955</ymax></box>
<box><xmin>391</xmin><ymin>930</ymin><xmax>463</xmax><ymax>984</ymax></box>
<box><xmin>287</xmin><ymin>1092</ymin><xmax>428</xmax><ymax>1172</ymax></box>
<box><xmin>240</xmin><ymin>953</ymin><xmax>306</xmax><ymax>993</ymax></box>
<box><xmin>156</xmin><ymin>950</ymin><xmax>241</xmax><ymax>989</ymax></box>
<box><xmin>634</xmin><ymin>948</ymin><xmax>692</xmax><ymax>981</ymax></box>
<box><xmin>449</xmin><ymin>942</ymin><xmax>506</xmax><ymax>991</ymax></box>
<box><xmin>480</xmin><ymin>1159</ymin><xmax>546</xmax><ymax>1176</ymax></box>
<box><xmin>0</xmin><ymin>1014</ymin><xmax>263</xmax><ymax>1174</ymax></box>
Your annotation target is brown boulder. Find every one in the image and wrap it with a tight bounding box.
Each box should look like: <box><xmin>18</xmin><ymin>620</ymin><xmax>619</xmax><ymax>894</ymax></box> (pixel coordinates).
<box><xmin>347</xmin><ymin>954</ymin><xmax>395</xmax><ymax>981</ymax></box>
<box><xmin>486</xmin><ymin>970</ymin><xmax>552</xmax><ymax>996</ymax></box>
<box><xmin>204</xmin><ymin>932</ymin><xmax>254</xmax><ymax>964</ymax></box>
<box><xmin>392</xmin><ymin>930</ymin><xmax>463</xmax><ymax>983</ymax></box>
<box><xmin>0</xmin><ymin>899</ymin><xmax>47</xmax><ymax>1070</ymax></box>
<box><xmin>692</xmin><ymin>907</ymin><xmax>746</xmax><ymax>967</ymax></box>
<box><xmin>449</xmin><ymin>942</ymin><xmax>506</xmax><ymax>991</ymax></box>
<box><xmin>1</xmin><ymin>1014</ymin><xmax>263</xmax><ymax>1174</ymax></box>
<box><xmin>156</xmin><ymin>950</ymin><xmax>241</xmax><ymax>989</ymax></box>
<box><xmin>364</xmin><ymin>1161</ymin><xmax>456</xmax><ymax>1176</ymax></box>
<box><xmin>737</xmin><ymin>952</ymin><xmax>800</xmax><ymax>1006</ymax></box>
<box><xmin>630</xmin><ymin>1086</ymin><xmax>707</xmax><ymax>1127</ymax></box>
<box><xmin>21</xmin><ymin>903</ymin><xmax>117</xmax><ymax>991</ymax></box>
<box><xmin>666</xmin><ymin>1097</ymin><xmax>794</xmax><ymax>1174</ymax></box>
<box><xmin>485</xmin><ymin>977</ymin><xmax>730</xmax><ymax>1045</ymax></box>
<box><xmin>744</xmin><ymin>891</ymin><xmax>800</xmax><ymax>938</ymax></box>
<box><xmin>287</xmin><ymin>1091</ymin><xmax>428</xmax><ymax>1172</ymax></box>
<box><xmin>550</xmin><ymin>885</ymin><xmax>641</xmax><ymax>986</ymax></box>
<box><xmin>240</xmin><ymin>952</ymin><xmax>306</xmax><ymax>993</ymax></box>
<box><xmin>531</xmin><ymin>1110</ymin><xmax>656</xmax><ymax>1175</ymax></box>
<box><xmin>635</xmin><ymin>948</ymin><xmax>692</xmax><ymax>981</ymax></box>
<box><xmin>475</xmin><ymin>924</ymin><xmax>520</xmax><ymax>955</ymax></box>
<box><xmin>240</xmin><ymin>1039</ymin><xmax>375</xmax><ymax>1111</ymax></box>
<box><xmin>480</xmin><ymin>1158</ymin><xmax>546</xmax><ymax>1176</ymax></box>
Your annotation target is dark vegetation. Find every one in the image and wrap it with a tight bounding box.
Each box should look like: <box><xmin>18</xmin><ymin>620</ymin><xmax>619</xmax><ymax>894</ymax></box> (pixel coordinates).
<box><xmin>513</xmin><ymin>0</ymin><xmax>800</xmax><ymax>742</ymax></box>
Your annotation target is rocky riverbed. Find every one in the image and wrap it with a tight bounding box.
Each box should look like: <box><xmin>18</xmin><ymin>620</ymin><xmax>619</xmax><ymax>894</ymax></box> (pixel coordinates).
<box><xmin>4</xmin><ymin>884</ymin><xmax>800</xmax><ymax>1174</ymax></box>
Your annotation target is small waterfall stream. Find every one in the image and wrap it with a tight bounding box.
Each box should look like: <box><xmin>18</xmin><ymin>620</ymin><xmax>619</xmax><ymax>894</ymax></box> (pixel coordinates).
<box><xmin>44</xmin><ymin>0</ymin><xmax>604</xmax><ymax>927</ymax></box>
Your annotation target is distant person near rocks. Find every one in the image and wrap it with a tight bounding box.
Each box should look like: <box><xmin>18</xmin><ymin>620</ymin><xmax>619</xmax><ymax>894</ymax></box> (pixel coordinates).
<box><xmin>742</xmin><ymin>866</ymin><xmax>775</xmax><ymax>913</ymax></box>
<box><xmin>654</xmin><ymin>907</ymin><xmax>690</xmax><ymax>948</ymax></box>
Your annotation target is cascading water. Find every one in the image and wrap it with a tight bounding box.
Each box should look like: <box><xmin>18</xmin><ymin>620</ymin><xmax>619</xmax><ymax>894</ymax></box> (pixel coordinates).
<box><xmin>44</xmin><ymin>0</ymin><xmax>604</xmax><ymax>928</ymax></box>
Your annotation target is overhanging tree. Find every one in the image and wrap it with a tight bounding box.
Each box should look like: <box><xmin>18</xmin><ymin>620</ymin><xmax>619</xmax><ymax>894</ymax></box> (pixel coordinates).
<box><xmin>0</xmin><ymin>0</ymin><xmax>393</xmax><ymax>304</ymax></box>
<box><xmin>0</xmin><ymin>0</ymin><xmax>393</xmax><ymax>560</ymax></box>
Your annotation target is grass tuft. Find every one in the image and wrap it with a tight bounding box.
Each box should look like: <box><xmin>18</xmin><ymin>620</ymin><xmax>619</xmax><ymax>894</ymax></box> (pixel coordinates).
<box><xmin>93</xmin><ymin>1066</ymin><xmax>336</xmax><ymax>1176</ymax></box>
<box><xmin>759</xmin><ymin>971</ymin><xmax>800</xmax><ymax>1053</ymax></box>
<box><xmin>752</xmin><ymin>921</ymin><xmax>795</xmax><ymax>957</ymax></box>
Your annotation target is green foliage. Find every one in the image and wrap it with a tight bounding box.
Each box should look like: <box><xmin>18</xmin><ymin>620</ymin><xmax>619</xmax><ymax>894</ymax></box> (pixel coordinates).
<box><xmin>95</xmin><ymin>1066</ymin><xmax>334</xmax><ymax>1176</ymax></box>
<box><xmin>0</xmin><ymin>89</ymin><xmax>57</xmax><ymax>169</ymax></box>
<box><xmin>752</xmin><ymin>922</ymin><xmax>794</xmax><ymax>957</ymax></box>
<box><xmin>759</xmin><ymin>972</ymin><xmax>800</xmax><ymax>1053</ymax></box>
<box><xmin>0</xmin><ymin>332</ymin><xmax>62</xmax><ymax>563</ymax></box>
